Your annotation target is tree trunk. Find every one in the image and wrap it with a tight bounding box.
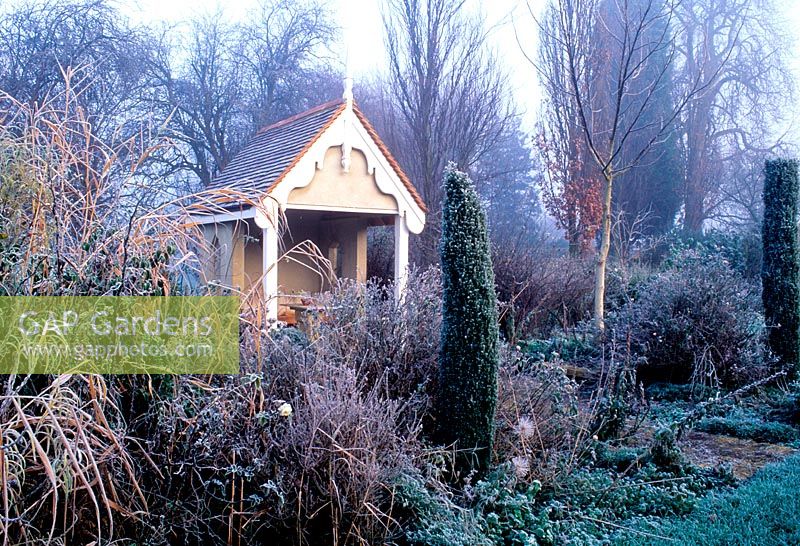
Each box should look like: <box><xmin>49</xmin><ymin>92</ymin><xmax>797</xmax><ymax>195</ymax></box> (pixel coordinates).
<box><xmin>683</xmin><ymin>188</ymin><xmax>705</xmax><ymax>234</ymax></box>
<box><xmin>568</xmin><ymin>237</ymin><xmax>581</xmax><ymax>257</ymax></box>
<box><xmin>683</xmin><ymin>91</ymin><xmax>714</xmax><ymax>235</ymax></box>
<box><xmin>683</xmin><ymin>119</ymin><xmax>707</xmax><ymax>234</ymax></box>
<box><xmin>594</xmin><ymin>168</ymin><xmax>614</xmax><ymax>331</ymax></box>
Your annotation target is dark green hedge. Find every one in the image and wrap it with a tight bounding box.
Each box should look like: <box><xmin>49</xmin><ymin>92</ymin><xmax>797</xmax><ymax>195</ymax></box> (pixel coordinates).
<box><xmin>437</xmin><ymin>164</ymin><xmax>499</xmax><ymax>473</ymax></box>
<box><xmin>762</xmin><ymin>159</ymin><xmax>800</xmax><ymax>376</ymax></box>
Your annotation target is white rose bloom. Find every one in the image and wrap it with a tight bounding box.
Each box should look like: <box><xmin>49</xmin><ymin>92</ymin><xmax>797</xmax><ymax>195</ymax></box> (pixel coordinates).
<box><xmin>278</xmin><ymin>402</ymin><xmax>293</xmax><ymax>418</ymax></box>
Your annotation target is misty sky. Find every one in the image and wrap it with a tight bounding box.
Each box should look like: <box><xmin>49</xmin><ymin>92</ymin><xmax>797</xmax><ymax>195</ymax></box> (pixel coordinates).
<box><xmin>64</xmin><ymin>0</ymin><xmax>800</xmax><ymax>147</ymax></box>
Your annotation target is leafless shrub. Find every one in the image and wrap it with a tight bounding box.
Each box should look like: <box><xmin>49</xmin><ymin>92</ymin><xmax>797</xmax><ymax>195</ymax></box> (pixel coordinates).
<box><xmin>285</xmin><ymin>363</ymin><xmax>419</xmax><ymax>545</ymax></box>
<box><xmin>138</xmin><ymin>365</ymin><xmax>420</xmax><ymax>545</ymax></box>
<box><xmin>493</xmin><ymin>346</ymin><xmax>590</xmax><ymax>487</ymax></box>
<box><xmin>492</xmin><ymin>240</ymin><xmax>594</xmax><ymax>339</ymax></box>
<box><xmin>610</xmin><ymin>209</ymin><xmax>657</xmax><ymax>264</ymax></box>
<box><xmin>608</xmin><ymin>250</ymin><xmax>773</xmax><ymax>388</ymax></box>
<box><xmin>140</xmin><ymin>272</ymin><xmax>442</xmax><ymax>545</ymax></box>
<box><xmin>311</xmin><ymin>268</ymin><xmax>442</xmax><ymax>412</ymax></box>
<box><xmin>588</xmin><ymin>341</ymin><xmax>648</xmax><ymax>443</ymax></box>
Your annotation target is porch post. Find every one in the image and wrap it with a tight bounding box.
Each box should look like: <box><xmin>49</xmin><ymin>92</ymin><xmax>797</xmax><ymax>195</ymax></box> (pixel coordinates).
<box><xmin>262</xmin><ymin>225</ymin><xmax>279</xmax><ymax>323</ymax></box>
<box><xmin>393</xmin><ymin>213</ymin><xmax>409</xmax><ymax>301</ymax></box>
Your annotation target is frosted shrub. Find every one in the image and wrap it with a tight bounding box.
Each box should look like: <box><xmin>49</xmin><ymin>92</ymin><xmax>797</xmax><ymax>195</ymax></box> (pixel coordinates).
<box><xmin>609</xmin><ymin>250</ymin><xmax>772</xmax><ymax>388</ymax></box>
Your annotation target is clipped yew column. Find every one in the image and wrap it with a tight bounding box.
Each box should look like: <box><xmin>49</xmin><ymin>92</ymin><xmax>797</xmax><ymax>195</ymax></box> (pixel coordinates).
<box><xmin>762</xmin><ymin>159</ymin><xmax>800</xmax><ymax>376</ymax></box>
<box><xmin>437</xmin><ymin>163</ymin><xmax>499</xmax><ymax>474</ymax></box>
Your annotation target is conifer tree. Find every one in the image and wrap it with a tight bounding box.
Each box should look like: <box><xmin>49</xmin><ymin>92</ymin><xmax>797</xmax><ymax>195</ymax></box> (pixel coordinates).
<box><xmin>437</xmin><ymin>163</ymin><xmax>499</xmax><ymax>473</ymax></box>
<box><xmin>762</xmin><ymin>159</ymin><xmax>800</xmax><ymax>376</ymax></box>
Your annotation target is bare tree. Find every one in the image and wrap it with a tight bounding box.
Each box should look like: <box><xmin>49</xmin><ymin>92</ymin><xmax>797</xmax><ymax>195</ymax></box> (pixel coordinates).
<box><xmin>707</xmin><ymin>143</ymin><xmax>794</xmax><ymax>230</ymax></box>
<box><xmin>535</xmin><ymin>0</ymin><xmax>710</xmax><ymax>329</ymax></box>
<box><xmin>239</xmin><ymin>0</ymin><xmax>337</xmax><ymax>129</ymax></box>
<box><xmin>534</xmin><ymin>1</ymin><xmax>601</xmax><ymax>256</ymax></box>
<box><xmin>0</xmin><ymin>0</ymin><xmax>153</xmax><ymax>148</ymax></box>
<box><xmin>382</xmin><ymin>0</ymin><xmax>513</xmax><ymax>265</ymax></box>
<box><xmin>675</xmin><ymin>0</ymin><xmax>794</xmax><ymax>233</ymax></box>
<box><xmin>145</xmin><ymin>0</ymin><xmax>338</xmax><ymax>188</ymax></box>
<box><xmin>145</xmin><ymin>15</ymin><xmax>246</xmax><ymax>187</ymax></box>
<box><xmin>0</xmin><ymin>0</ymin><xmax>173</xmax><ymax>219</ymax></box>
<box><xmin>535</xmin><ymin>4</ymin><xmax>603</xmax><ymax>257</ymax></box>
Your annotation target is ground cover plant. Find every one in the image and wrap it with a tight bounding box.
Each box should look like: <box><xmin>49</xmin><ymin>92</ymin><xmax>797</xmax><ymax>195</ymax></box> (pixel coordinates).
<box><xmin>615</xmin><ymin>453</ymin><xmax>800</xmax><ymax>545</ymax></box>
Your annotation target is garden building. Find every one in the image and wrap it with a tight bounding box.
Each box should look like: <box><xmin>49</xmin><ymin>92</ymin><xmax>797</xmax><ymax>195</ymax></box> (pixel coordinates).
<box><xmin>192</xmin><ymin>80</ymin><xmax>427</xmax><ymax>324</ymax></box>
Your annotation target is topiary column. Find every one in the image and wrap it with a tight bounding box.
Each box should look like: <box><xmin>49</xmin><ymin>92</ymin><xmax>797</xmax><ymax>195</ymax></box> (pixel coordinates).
<box><xmin>437</xmin><ymin>163</ymin><xmax>499</xmax><ymax>473</ymax></box>
<box><xmin>762</xmin><ymin>159</ymin><xmax>800</xmax><ymax>377</ymax></box>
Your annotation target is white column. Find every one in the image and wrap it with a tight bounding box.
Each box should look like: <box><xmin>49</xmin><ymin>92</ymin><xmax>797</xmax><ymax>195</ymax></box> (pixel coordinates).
<box><xmin>394</xmin><ymin>213</ymin><xmax>409</xmax><ymax>301</ymax></box>
<box><xmin>262</xmin><ymin>225</ymin><xmax>279</xmax><ymax>323</ymax></box>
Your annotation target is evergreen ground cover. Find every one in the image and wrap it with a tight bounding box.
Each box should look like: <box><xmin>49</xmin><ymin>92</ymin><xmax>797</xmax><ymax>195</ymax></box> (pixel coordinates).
<box><xmin>616</xmin><ymin>453</ymin><xmax>800</xmax><ymax>545</ymax></box>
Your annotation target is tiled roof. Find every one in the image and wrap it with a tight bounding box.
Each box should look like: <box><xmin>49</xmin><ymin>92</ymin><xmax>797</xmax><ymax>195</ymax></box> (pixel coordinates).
<box><xmin>207</xmin><ymin>99</ymin><xmax>344</xmax><ymax>193</ymax></box>
<box><xmin>208</xmin><ymin>99</ymin><xmax>427</xmax><ymax>213</ymax></box>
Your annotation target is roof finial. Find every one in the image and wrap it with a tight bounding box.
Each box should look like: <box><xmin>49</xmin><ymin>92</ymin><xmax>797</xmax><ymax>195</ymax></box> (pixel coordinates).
<box><xmin>341</xmin><ymin>23</ymin><xmax>354</xmax><ymax>173</ymax></box>
<box><xmin>343</xmin><ymin>74</ymin><xmax>353</xmax><ymax>108</ymax></box>
<box><xmin>342</xmin><ymin>40</ymin><xmax>353</xmax><ymax>108</ymax></box>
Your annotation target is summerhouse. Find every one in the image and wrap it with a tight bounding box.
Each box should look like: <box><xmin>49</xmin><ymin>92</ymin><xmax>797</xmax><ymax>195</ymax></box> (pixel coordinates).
<box><xmin>192</xmin><ymin>80</ymin><xmax>427</xmax><ymax>324</ymax></box>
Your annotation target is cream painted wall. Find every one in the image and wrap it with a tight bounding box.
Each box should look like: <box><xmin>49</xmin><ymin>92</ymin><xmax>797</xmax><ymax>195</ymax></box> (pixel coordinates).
<box><xmin>203</xmin><ymin>213</ymin><xmax>375</xmax><ymax>300</ymax></box>
<box><xmin>243</xmin><ymin>230</ymin><xmax>262</xmax><ymax>289</ymax></box>
<box><xmin>277</xmin><ymin>214</ymin><xmax>369</xmax><ymax>297</ymax></box>
<box><xmin>287</xmin><ymin>147</ymin><xmax>399</xmax><ymax>212</ymax></box>
<box><xmin>278</xmin><ymin>217</ymin><xmax>327</xmax><ymax>295</ymax></box>
<box><xmin>199</xmin><ymin>222</ymin><xmax>235</xmax><ymax>287</ymax></box>
<box><xmin>317</xmin><ymin>216</ymin><xmax>368</xmax><ymax>284</ymax></box>
<box><xmin>200</xmin><ymin>220</ymin><xmax>259</xmax><ymax>290</ymax></box>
